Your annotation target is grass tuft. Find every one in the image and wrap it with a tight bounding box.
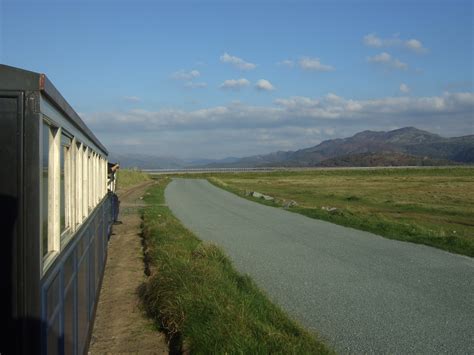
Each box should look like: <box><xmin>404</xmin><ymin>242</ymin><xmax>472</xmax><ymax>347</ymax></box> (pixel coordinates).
<box><xmin>140</xmin><ymin>177</ymin><xmax>332</xmax><ymax>354</ymax></box>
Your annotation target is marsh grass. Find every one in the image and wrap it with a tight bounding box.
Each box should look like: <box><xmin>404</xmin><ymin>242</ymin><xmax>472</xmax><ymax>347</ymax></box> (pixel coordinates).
<box><xmin>140</xmin><ymin>177</ymin><xmax>331</xmax><ymax>354</ymax></box>
<box><xmin>193</xmin><ymin>167</ymin><xmax>474</xmax><ymax>257</ymax></box>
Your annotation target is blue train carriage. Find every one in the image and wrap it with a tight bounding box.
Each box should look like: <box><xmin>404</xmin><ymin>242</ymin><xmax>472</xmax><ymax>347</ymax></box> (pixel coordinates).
<box><xmin>0</xmin><ymin>64</ymin><xmax>118</xmax><ymax>354</ymax></box>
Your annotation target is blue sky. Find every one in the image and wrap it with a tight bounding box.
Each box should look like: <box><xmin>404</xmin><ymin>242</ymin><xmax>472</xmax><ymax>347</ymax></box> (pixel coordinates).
<box><xmin>1</xmin><ymin>0</ymin><xmax>473</xmax><ymax>158</ymax></box>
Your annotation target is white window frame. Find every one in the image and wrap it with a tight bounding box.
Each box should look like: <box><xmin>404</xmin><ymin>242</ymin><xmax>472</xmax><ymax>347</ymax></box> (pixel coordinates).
<box><xmin>70</xmin><ymin>137</ymin><xmax>77</xmax><ymax>231</ymax></box>
<box><xmin>84</xmin><ymin>146</ymin><xmax>89</xmax><ymax>214</ymax></box>
<box><xmin>60</xmin><ymin>134</ymin><xmax>72</xmax><ymax>239</ymax></box>
<box><xmin>102</xmin><ymin>158</ymin><xmax>107</xmax><ymax>197</ymax></box>
<box><xmin>59</xmin><ymin>134</ymin><xmax>75</xmax><ymax>249</ymax></box>
<box><xmin>42</xmin><ymin>124</ymin><xmax>61</xmax><ymax>272</ymax></box>
<box><xmin>88</xmin><ymin>150</ymin><xmax>93</xmax><ymax>211</ymax></box>
<box><xmin>94</xmin><ymin>153</ymin><xmax>98</xmax><ymax>204</ymax></box>
<box><xmin>75</xmin><ymin>141</ymin><xmax>83</xmax><ymax>226</ymax></box>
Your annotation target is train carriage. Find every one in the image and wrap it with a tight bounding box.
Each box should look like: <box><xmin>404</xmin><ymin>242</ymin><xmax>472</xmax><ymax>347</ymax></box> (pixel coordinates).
<box><xmin>0</xmin><ymin>64</ymin><xmax>118</xmax><ymax>354</ymax></box>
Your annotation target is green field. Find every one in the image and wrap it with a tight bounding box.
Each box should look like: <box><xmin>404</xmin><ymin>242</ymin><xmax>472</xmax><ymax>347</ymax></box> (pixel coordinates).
<box><xmin>140</xmin><ymin>177</ymin><xmax>331</xmax><ymax>354</ymax></box>
<box><xmin>193</xmin><ymin>167</ymin><xmax>474</xmax><ymax>257</ymax></box>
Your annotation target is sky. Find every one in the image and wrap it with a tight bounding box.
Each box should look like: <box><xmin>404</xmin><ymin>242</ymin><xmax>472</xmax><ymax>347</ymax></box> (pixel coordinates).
<box><xmin>1</xmin><ymin>0</ymin><xmax>473</xmax><ymax>159</ymax></box>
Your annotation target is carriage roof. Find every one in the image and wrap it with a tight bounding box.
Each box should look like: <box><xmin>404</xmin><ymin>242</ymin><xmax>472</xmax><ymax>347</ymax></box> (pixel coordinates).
<box><xmin>0</xmin><ymin>64</ymin><xmax>108</xmax><ymax>155</ymax></box>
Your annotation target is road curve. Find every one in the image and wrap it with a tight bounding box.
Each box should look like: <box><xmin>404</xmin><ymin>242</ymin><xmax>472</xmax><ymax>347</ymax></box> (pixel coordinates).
<box><xmin>165</xmin><ymin>179</ymin><xmax>474</xmax><ymax>354</ymax></box>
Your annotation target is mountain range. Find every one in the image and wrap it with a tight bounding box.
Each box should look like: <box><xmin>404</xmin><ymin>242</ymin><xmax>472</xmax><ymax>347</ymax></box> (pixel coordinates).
<box><xmin>108</xmin><ymin>152</ymin><xmax>240</xmax><ymax>169</ymax></box>
<box><xmin>111</xmin><ymin>127</ymin><xmax>474</xmax><ymax>169</ymax></box>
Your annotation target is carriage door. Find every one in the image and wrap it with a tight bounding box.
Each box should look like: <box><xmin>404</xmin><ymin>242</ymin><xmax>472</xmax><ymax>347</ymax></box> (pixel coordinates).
<box><xmin>0</xmin><ymin>91</ymin><xmax>24</xmax><ymax>353</ymax></box>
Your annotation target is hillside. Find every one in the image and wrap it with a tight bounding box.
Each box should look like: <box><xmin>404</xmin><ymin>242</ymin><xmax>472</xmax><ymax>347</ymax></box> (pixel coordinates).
<box><xmin>206</xmin><ymin>127</ymin><xmax>473</xmax><ymax>168</ymax></box>
<box><xmin>317</xmin><ymin>152</ymin><xmax>457</xmax><ymax>167</ymax></box>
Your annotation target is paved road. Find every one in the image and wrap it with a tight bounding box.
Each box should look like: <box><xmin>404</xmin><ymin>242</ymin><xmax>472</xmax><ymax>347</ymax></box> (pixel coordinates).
<box><xmin>165</xmin><ymin>179</ymin><xmax>474</xmax><ymax>354</ymax></box>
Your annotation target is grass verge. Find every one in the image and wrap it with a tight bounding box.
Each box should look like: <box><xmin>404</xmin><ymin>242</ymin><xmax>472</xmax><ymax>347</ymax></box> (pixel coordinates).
<box><xmin>139</xmin><ymin>177</ymin><xmax>332</xmax><ymax>354</ymax></box>
<box><xmin>192</xmin><ymin>167</ymin><xmax>474</xmax><ymax>257</ymax></box>
<box><xmin>116</xmin><ymin>168</ymin><xmax>151</xmax><ymax>190</ymax></box>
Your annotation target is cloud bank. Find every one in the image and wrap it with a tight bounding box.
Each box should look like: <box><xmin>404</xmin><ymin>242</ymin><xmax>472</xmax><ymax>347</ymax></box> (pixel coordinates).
<box><xmin>86</xmin><ymin>92</ymin><xmax>473</xmax><ymax>132</ymax></box>
<box><xmin>86</xmin><ymin>92</ymin><xmax>473</xmax><ymax>157</ymax></box>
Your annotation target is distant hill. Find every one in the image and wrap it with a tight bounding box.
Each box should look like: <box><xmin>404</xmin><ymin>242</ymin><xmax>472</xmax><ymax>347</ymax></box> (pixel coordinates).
<box><xmin>187</xmin><ymin>156</ymin><xmax>241</xmax><ymax>167</ymax></box>
<box><xmin>108</xmin><ymin>153</ymin><xmax>187</xmax><ymax>169</ymax></box>
<box><xmin>108</xmin><ymin>153</ymin><xmax>241</xmax><ymax>169</ymax></box>
<box><xmin>111</xmin><ymin>127</ymin><xmax>473</xmax><ymax>169</ymax></box>
<box><xmin>317</xmin><ymin>152</ymin><xmax>458</xmax><ymax>167</ymax></box>
<box><xmin>205</xmin><ymin>127</ymin><xmax>474</xmax><ymax>168</ymax></box>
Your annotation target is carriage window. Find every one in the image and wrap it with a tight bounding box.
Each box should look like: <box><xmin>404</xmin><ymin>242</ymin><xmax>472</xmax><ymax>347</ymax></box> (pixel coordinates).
<box><xmin>41</xmin><ymin>122</ymin><xmax>50</xmax><ymax>258</ymax></box>
<box><xmin>60</xmin><ymin>134</ymin><xmax>72</xmax><ymax>235</ymax></box>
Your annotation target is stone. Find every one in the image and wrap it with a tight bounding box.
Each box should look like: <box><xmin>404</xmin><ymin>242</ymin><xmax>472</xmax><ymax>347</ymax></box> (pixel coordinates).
<box><xmin>250</xmin><ymin>191</ymin><xmax>275</xmax><ymax>201</ymax></box>
<box><xmin>321</xmin><ymin>206</ymin><xmax>338</xmax><ymax>213</ymax></box>
<box><xmin>283</xmin><ymin>200</ymin><xmax>298</xmax><ymax>208</ymax></box>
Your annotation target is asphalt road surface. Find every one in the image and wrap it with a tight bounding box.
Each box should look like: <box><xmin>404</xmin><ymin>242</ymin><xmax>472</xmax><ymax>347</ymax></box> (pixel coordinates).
<box><xmin>165</xmin><ymin>179</ymin><xmax>474</xmax><ymax>354</ymax></box>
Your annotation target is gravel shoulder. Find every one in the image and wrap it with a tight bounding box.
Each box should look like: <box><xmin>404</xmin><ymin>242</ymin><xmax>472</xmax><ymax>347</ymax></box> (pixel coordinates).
<box><xmin>89</xmin><ymin>181</ymin><xmax>168</xmax><ymax>354</ymax></box>
<box><xmin>165</xmin><ymin>178</ymin><xmax>474</xmax><ymax>354</ymax></box>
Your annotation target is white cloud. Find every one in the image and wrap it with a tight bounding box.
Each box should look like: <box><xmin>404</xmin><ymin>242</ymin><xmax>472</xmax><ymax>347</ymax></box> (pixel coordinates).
<box><xmin>277</xmin><ymin>59</ymin><xmax>294</xmax><ymax>67</ymax></box>
<box><xmin>220</xmin><ymin>52</ymin><xmax>256</xmax><ymax>70</ymax></box>
<box><xmin>363</xmin><ymin>33</ymin><xmax>401</xmax><ymax>48</ymax></box>
<box><xmin>367</xmin><ymin>52</ymin><xmax>391</xmax><ymax>63</ymax></box>
<box><xmin>255</xmin><ymin>79</ymin><xmax>275</xmax><ymax>91</ymax></box>
<box><xmin>122</xmin><ymin>96</ymin><xmax>142</xmax><ymax>103</ymax></box>
<box><xmin>392</xmin><ymin>59</ymin><xmax>408</xmax><ymax>70</ymax></box>
<box><xmin>184</xmin><ymin>82</ymin><xmax>207</xmax><ymax>89</ymax></box>
<box><xmin>363</xmin><ymin>33</ymin><xmax>384</xmax><ymax>47</ymax></box>
<box><xmin>219</xmin><ymin>78</ymin><xmax>250</xmax><ymax>90</ymax></box>
<box><xmin>299</xmin><ymin>57</ymin><xmax>335</xmax><ymax>71</ymax></box>
<box><xmin>274</xmin><ymin>92</ymin><xmax>474</xmax><ymax>120</ymax></box>
<box><xmin>400</xmin><ymin>83</ymin><xmax>410</xmax><ymax>94</ymax></box>
<box><xmin>367</xmin><ymin>52</ymin><xmax>408</xmax><ymax>70</ymax></box>
<box><xmin>171</xmin><ymin>69</ymin><xmax>200</xmax><ymax>80</ymax></box>
<box><xmin>363</xmin><ymin>33</ymin><xmax>428</xmax><ymax>53</ymax></box>
<box><xmin>404</xmin><ymin>39</ymin><xmax>427</xmax><ymax>54</ymax></box>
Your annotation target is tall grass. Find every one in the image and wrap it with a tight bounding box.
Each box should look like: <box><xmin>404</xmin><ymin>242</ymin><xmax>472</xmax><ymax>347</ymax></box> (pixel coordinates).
<box><xmin>140</xmin><ymin>177</ymin><xmax>332</xmax><ymax>354</ymax></box>
<box><xmin>116</xmin><ymin>168</ymin><xmax>151</xmax><ymax>190</ymax></box>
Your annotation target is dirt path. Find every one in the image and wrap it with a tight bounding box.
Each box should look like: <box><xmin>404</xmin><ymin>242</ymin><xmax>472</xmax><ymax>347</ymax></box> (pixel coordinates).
<box><xmin>89</xmin><ymin>181</ymin><xmax>168</xmax><ymax>354</ymax></box>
